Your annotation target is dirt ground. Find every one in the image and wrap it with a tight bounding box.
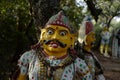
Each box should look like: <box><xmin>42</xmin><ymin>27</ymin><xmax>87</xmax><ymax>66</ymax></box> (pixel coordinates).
<box><xmin>94</xmin><ymin>51</ymin><xmax>120</xmax><ymax>80</ymax></box>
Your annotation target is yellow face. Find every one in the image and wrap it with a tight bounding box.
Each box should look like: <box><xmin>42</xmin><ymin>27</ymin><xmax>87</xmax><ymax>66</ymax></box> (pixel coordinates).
<box><xmin>85</xmin><ymin>32</ymin><xmax>96</xmax><ymax>48</ymax></box>
<box><xmin>40</xmin><ymin>25</ymin><xmax>76</xmax><ymax>58</ymax></box>
<box><xmin>103</xmin><ymin>27</ymin><xmax>109</xmax><ymax>32</ymax></box>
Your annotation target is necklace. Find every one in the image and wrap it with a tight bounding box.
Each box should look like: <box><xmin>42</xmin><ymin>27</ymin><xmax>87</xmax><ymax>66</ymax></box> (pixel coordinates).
<box><xmin>36</xmin><ymin>47</ymin><xmax>76</xmax><ymax>80</ymax></box>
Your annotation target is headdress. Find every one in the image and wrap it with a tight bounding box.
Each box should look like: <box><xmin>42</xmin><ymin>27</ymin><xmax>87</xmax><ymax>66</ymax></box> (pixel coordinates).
<box><xmin>45</xmin><ymin>10</ymin><xmax>76</xmax><ymax>34</ymax></box>
<box><xmin>78</xmin><ymin>16</ymin><xmax>94</xmax><ymax>43</ymax></box>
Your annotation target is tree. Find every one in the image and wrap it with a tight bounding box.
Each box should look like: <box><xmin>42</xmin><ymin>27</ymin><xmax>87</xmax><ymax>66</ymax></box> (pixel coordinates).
<box><xmin>0</xmin><ymin>0</ymin><xmax>37</xmax><ymax>79</ymax></box>
<box><xmin>61</xmin><ymin>0</ymin><xmax>85</xmax><ymax>29</ymax></box>
<box><xmin>92</xmin><ymin>0</ymin><xmax>120</xmax><ymax>28</ymax></box>
<box><xmin>84</xmin><ymin>0</ymin><xmax>102</xmax><ymax>22</ymax></box>
<box><xmin>28</xmin><ymin>0</ymin><xmax>61</xmax><ymax>29</ymax></box>
<box><xmin>28</xmin><ymin>0</ymin><xmax>86</xmax><ymax>31</ymax></box>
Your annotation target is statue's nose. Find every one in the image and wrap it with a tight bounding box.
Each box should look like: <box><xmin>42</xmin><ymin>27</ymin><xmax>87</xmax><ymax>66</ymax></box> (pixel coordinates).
<box><xmin>52</xmin><ymin>32</ymin><xmax>59</xmax><ymax>39</ymax></box>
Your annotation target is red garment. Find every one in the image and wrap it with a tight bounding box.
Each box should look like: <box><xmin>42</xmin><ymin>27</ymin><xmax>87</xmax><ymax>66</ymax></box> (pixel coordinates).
<box><xmin>85</xmin><ymin>21</ymin><xmax>94</xmax><ymax>35</ymax></box>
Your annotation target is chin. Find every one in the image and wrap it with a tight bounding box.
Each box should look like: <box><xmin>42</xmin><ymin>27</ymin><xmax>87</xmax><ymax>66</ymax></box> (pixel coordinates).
<box><xmin>48</xmin><ymin>49</ymin><xmax>59</xmax><ymax>53</ymax></box>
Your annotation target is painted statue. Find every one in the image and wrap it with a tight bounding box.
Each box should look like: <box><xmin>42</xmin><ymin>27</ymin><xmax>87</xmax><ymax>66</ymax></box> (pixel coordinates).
<box><xmin>116</xmin><ymin>29</ymin><xmax>120</xmax><ymax>57</ymax></box>
<box><xmin>78</xmin><ymin>16</ymin><xmax>105</xmax><ymax>80</ymax></box>
<box><xmin>100</xmin><ymin>26</ymin><xmax>111</xmax><ymax>57</ymax></box>
<box><xmin>17</xmin><ymin>11</ymin><xmax>92</xmax><ymax>80</ymax></box>
<box><xmin>112</xmin><ymin>28</ymin><xmax>120</xmax><ymax>58</ymax></box>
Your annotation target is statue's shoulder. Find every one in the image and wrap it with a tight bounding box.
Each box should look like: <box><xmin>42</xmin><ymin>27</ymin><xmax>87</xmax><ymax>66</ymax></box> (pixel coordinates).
<box><xmin>20</xmin><ymin>49</ymin><xmax>36</xmax><ymax>61</ymax></box>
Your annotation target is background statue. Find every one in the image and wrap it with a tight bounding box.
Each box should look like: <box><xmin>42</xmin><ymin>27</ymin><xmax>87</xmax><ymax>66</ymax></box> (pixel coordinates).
<box><xmin>100</xmin><ymin>26</ymin><xmax>111</xmax><ymax>57</ymax></box>
<box><xmin>112</xmin><ymin>28</ymin><xmax>120</xmax><ymax>58</ymax></box>
<box><xmin>77</xmin><ymin>16</ymin><xmax>105</xmax><ymax>80</ymax></box>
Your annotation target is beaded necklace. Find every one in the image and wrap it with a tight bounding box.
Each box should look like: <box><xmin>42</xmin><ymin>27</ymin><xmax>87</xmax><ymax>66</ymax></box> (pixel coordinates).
<box><xmin>36</xmin><ymin>47</ymin><xmax>76</xmax><ymax>80</ymax></box>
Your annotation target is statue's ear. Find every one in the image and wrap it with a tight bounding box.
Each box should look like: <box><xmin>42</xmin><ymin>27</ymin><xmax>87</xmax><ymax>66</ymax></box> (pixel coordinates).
<box><xmin>70</xmin><ymin>33</ymin><xmax>77</xmax><ymax>48</ymax></box>
<box><xmin>39</xmin><ymin>29</ymin><xmax>46</xmax><ymax>42</ymax></box>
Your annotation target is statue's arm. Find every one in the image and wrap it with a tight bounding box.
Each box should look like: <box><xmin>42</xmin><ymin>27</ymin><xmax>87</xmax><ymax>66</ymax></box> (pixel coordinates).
<box><xmin>17</xmin><ymin>74</ymin><xmax>26</xmax><ymax>80</ymax></box>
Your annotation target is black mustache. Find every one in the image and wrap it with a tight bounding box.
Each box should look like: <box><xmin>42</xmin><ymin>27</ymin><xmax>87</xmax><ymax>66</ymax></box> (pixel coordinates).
<box><xmin>43</xmin><ymin>40</ymin><xmax>66</xmax><ymax>48</ymax></box>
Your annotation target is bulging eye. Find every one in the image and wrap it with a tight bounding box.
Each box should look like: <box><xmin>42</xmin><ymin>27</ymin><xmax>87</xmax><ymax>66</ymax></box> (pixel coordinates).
<box><xmin>47</xmin><ymin>29</ymin><xmax>54</xmax><ymax>35</ymax></box>
<box><xmin>60</xmin><ymin>31</ymin><xmax>66</xmax><ymax>36</ymax></box>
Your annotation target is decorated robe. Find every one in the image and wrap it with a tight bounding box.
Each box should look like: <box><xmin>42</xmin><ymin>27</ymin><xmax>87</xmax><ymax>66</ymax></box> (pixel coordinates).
<box><xmin>82</xmin><ymin>49</ymin><xmax>105</xmax><ymax>80</ymax></box>
<box><xmin>100</xmin><ymin>31</ymin><xmax>111</xmax><ymax>45</ymax></box>
<box><xmin>18</xmin><ymin>49</ymin><xmax>92</xmax><ymax>80</ymax></box>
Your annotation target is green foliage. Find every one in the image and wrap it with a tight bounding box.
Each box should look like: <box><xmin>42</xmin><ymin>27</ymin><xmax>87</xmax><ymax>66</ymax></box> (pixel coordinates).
<box><xmin>0</xmin><ymin>0</ymin><xmax>37</xmax><ymax>79</ymax></box>
<box><xmin>94</xmin><ymin>24</ymin><xmax>102</xmax><ymax>49</ymax></box>
<box><xmin>0</xmin><ymin>0</ymin><xmax>120</xmax><ymax>79</ymax></box>
<box><xmin>60</xmin><ymin>0</ymin><xmax>85</xmax><ymax>29</ymax></box>
<box><xmin>111</xmin><ymin>19</ymin><xmax>120</xmax><ymax>30</ymax></box>
<box><xmin>96</xmin><ymin>0</ymin><xmax>120</xmax><ymax>26</ymax></box>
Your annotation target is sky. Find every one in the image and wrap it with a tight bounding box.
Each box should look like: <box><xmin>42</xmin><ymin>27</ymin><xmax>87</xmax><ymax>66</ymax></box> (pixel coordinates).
<box><xmin>114</xmin><ymin>17</ymin><xmax>120</xmax><ymax>22</ymax></box>
<box><xmin>75</xmin><ymin>0</ymin><xmax>87</xmax><ymax>13</ymax></box>
<box><xmin>76</xmin><ymin>0</ymin><xmax>86</xmax><ymax>7</ymax></box>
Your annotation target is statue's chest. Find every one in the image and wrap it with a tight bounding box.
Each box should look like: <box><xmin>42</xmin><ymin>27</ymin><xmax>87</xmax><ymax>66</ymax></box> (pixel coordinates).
<box><xmin>29</xmin><ymin>58</ymin><xmax>75</xmax><ymax>80</ymax></box>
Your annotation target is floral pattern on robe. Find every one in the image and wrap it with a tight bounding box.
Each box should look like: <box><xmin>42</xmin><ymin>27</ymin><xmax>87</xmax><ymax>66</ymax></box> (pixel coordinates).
<box><xmin>18</xmin><ymin>50</ymin><xmax>92</xmax><ymax>80</ymax></box>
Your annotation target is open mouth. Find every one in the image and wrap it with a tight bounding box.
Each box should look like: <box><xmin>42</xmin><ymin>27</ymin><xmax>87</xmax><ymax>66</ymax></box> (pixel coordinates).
<box><xmin>49</xmin><ymin>42</ymin><xmax>59</xmax><ymax>48</ymax></box>
<box><xmin>44</xmin><ymin>40</ymin><xmax>66</xmax><ymax>48</ymax></box>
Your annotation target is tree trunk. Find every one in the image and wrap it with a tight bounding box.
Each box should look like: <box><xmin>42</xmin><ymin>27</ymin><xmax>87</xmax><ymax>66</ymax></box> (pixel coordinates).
<box><xmin>84</xmin><ymin>0</ymin><xmax>102</xmax><ymax>22</ymax></box>
<box><xmin>28</xmin><ymin>0</ymin><xmax>61</xmax><ymax>39</ymax></box>
<box><xmin>29</xmin><ymin>0</ymin><xmax>61</xmax><ymax>29</ymax></box>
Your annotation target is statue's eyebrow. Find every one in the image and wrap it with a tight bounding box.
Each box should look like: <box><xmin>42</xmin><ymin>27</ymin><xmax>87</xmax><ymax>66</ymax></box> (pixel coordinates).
<box><xmin>59</xmin><ymin>30</ymin><xmax>68</xmax><ymax>33</ymax></box>
<box><xmin>46</xmin><ymin>27</ymin><xmax>55</xmax><ymax>31</ymax></box>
